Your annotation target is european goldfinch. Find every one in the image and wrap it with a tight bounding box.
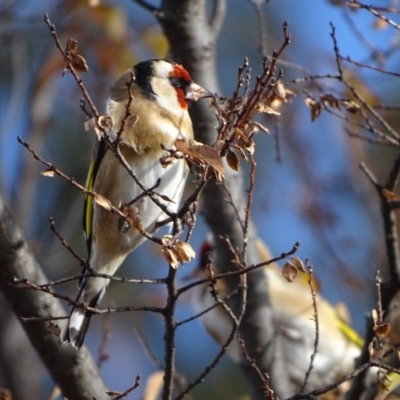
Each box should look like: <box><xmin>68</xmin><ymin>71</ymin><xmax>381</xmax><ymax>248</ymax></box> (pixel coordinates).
<box><xmin>191</xmin><ymin>236</ymin><xmax>362</xmax><ymax>394</ymax></box>
<box><xmin>63</xmin><ymin>59</ymin><xmax>212</xmax><ymax>349</ymax></box>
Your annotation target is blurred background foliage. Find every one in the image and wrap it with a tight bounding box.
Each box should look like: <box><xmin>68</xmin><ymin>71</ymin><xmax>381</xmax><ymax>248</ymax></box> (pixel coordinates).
<box><xmin>1</xmin><ymin>0</ymin><xmax>400</xmax><ymax>398</ymax></box>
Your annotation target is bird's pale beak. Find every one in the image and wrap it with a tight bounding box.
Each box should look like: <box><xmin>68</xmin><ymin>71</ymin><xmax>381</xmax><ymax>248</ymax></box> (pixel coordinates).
<box><xmin>185</xmin><ymin>83</ymin><xmax>215</xmax><ymax>101</ymax></box>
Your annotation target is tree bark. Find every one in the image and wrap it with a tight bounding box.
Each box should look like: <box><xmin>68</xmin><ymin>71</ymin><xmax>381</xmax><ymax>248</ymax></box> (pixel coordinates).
<box><xmin>156</xmin><ymin>1</ymin><xmax>293</xmax><ymax>397</ymax></box>
<box><xmin>0</xmin><ymin>195</ymin><xmax>109</xmax><ymax>400</ymax></box>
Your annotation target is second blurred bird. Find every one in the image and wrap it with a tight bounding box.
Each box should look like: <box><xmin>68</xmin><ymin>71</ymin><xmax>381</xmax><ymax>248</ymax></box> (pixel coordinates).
<box><xmin>190</xmin><ymin>235</ymin><xmax>362</xmax><ymax>395</ymax></box>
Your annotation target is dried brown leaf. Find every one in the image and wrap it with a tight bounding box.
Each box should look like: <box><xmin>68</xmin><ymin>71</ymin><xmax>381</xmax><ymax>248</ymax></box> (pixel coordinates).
<box><xmin>321</xmin><ymin>94</ymin><xmax>341</xmax><ymax>110</ymax></box>
<box><xmin>252</xmin><ymin>121</ymin><xmax>270</xmax><ymax>135</ymax></box>
<box><xmin>192</xmin><ymin>143</ymin><xmax>225</xmax><ymax>176</ymax></box>
<box><xmin>41</xmin><ymin>169</ymin><xmax>55</xmax><ymax>177</ymax></box>
<box><xmin>274</xmin><ymin>81</ymin><xmax>295</xmax><ymax>102</ymax></box>
<box><xmin>120</xmin><ymin>204</ymin><xmax>143</xmax><ymax>233</ymax></box>
<box><xmin>282</xmin><ymin>261</ymin><xmax>298</xmax><ymax>282</ymax></box>
<box><xmin>71</xmin><ymin>54</ymin><xmax>89</xmax><ymax>73</ymax></box>
<box><xmin>257</xmin><ymin>103</ymin><xmax>281</xmax><ymax>115</ymax></box>
<box><xmin>161</xmin><ymin>236</ymin><xmax>195</xmax><ymax>267</ymax></box>
<box><xmin>372</xmin><ymin>308</ymin><xmax>378</xmax><ymax>324</ymax></box>
<box><xmin>305</xmin><ymin>98</ymin><xmax>321</xmax><ymax>122</ymax></box>
<box><xmin>231</xmin><ymin>144</ymin><xmax>248</xmax><ymax>160</ymax></box>
<box><xmin>305</xmin><ymin>97</ymin><xmax>316</xmax><ymax>108</ymax></box>
<box><xmin>374</xmin><ymin>322</ymin><xmax>391</xmax><ymax>338</ymax></box>
<box><xmin>234</xmin><ymin>127</ymin><xmax>249</xmax><ymax>142</ymax></box>
<box><xmin>98</xmin><ymin>115</ymin><xmax>113</xmax><ymax>131</ymax></box>
<box><xmin>0</xmin><ymin>388</ymin><xmax>13</xmax><ymax>400</ymax></box>
<box><xmin>174</xmin><ymin>138</ymin><xmax>187</xmax><ymax>153</ymax></box>
<box><xmin>246</xmin><ymin>139</ymin><xmax>255</xmax><ymax>155</ymax></box>
<box><xmin>65</xmin><ymin>38</ymin><xmax>89</xmax><ymax>73</ymax></box>
<box><xmin>292</xmin><ymin>257</ymin><xmax>306</xmax><ymax>273</ymax></box>
<box><xmin>161</xmin><ymin>235</ymin><xmax>179</xmax><ymax>268</ymax></box>
<box><xmin>162</xmin><ymin>248</ymin><xmax>179</xmax><ymax>269</ymax></box>
<box><xmin>175</xmin><ymin>139</ymin><xmax>225</xmax><ymax>180</ymax></box>
<box><xmin>105</xmin><ymin>390</ymin><xmax>122</xmax><ymax>396</ymax></box>
<box><xmin>94</xmin><ymin>194</ymin><xmax>112</xmax><ymax>211</ymax></box>
<box><xmin>161</xmin><ymin>235</ymin><xmax>173</xmax><ymax>246</ymax></box>
<box><xmin>276</xmin><ymin>80</ymin><xmax>287</xmax><ymax>99</ymax></box>
<box><xmin>93</xmin><ymin>125</ymin><xmax>102</xmax><ymax>141</ymax></box>
<box><xmin>226</xmin><ymin>149</ymin><xmax>240</xmax><ymax>171</ymax></box>
<box><xmin>174</xmin><ymin>241</ymin><xmax>196</xmax><ymax>263</ymax></box>
<box><xmin>84</xmin><ymin>117</ymin><xmax>96</xmax><ymax>132</ymax></box>
<box><xmin>213</xmin><ymin>140</ymin><xmax>225</xmax><ymax>152</ymax></box>
<box><xmin>382</xmin><ymin>188</ymin><xmax>400</xmax><ymax>201</ymax></box>
<box><xmin>311</xmin><ymin>103</ymin><xmax>321</xmax><ymax>121</ymax></box>
<box><xmin>247</xmin><ymin>123</ymin><xmax>259</xmax><ymax>136</ymax></box>
<box><xmin>84</xmin><ymin>116</ymin><xmax>104</xmax><ymax>140</ymax></box>
<box><xmin>343</xmin><ymin>100</ymin><xmax>360</xmax><ymax>114</ymax></box>
<box><xmin>160</xmin><ymin>155</ymin><xmax>176</xmax><ymax>168</ymax></box>
<box><xmin>159</xmin><ymin>194</ymin><xmax>176</xmax><ymax>204</ymax></box>
<box><xmin>66</xmin><ymin>38</ymin><xmax>78</xmax><ymax>54</ymax></box>
<box><xmin>270</xmin><ymin>98</ymin><xmax>284</xmax><ymax>111</ymax></box>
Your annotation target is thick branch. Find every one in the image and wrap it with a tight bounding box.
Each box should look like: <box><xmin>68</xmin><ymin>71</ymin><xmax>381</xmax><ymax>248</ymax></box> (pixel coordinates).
<box><xmin>0</xmin><ymin>195</ymin><xmax>109</xmax><ymax>400</ymax></box>
<box><xmin>156</xmin><ymin>1</ymin><xmax>292</xmax><ymax>398</ymax></box>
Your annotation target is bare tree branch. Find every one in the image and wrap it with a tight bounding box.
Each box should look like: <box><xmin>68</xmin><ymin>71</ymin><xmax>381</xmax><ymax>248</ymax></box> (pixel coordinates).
<box><xmin>0</xmin><ymin>195</ymin><xmax>109</xmax><ymax>400</ymax></box>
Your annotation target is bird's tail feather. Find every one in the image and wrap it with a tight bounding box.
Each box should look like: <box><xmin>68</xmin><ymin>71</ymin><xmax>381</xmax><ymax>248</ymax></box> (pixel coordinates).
<box><xmin>62</xmin><ymin>280</ymin><xmax>105</xmax><ymax>349</ymax></box>
<box><xmin>66</xmin><ymin>307</ymin><xmax>92</xmax><ymax>350</ymax></box>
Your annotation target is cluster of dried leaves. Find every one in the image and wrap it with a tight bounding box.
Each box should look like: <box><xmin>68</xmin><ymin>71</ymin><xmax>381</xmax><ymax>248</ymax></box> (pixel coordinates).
<box><xmin>157</xmin><ymin>24</ymin><xmax>294</xmax><ymax>185</ymax></box>
<box><xmin>63</xmin><ymin>38</ymin><xmax>89</xmax><ymax>75</ymax></box>
<box><xmin>305</xmin><ymin>94</ymin><xmax>360</xmax><ymax>122</ymax></box>
<box><xmin>205</xmin><ymin>56</ymin><xmax>294</xmax><ymax>175</ymax></box>
<box><xmin>161</xmin><ymin>235</ymin><xmax>196</xmax><ymax>269</ymax></box>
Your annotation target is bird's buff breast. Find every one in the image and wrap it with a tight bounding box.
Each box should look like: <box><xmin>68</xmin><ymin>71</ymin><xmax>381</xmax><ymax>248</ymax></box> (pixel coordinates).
<box><xmin>92</xmin><ymin>148</ymin><xmax>188</xmax><ymax>255</ymax></box>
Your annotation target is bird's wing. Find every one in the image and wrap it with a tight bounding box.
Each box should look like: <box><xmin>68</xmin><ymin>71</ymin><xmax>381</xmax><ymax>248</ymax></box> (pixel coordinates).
<box><xmin>334</xmin><ymin>314</ymin><xmax>364</xmax><ymax>348</ymax></box>
<box><xmin>83</xmin><ymin>138</ymin><xmax>107</xmax><ymax>256</ymax></box>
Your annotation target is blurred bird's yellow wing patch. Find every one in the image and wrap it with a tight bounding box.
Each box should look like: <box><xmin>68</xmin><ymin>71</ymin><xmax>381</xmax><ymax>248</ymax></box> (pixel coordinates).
<box><xmin>83</xmin><ymin>139</ymin><xmax>107</xmax><ymax>255</ymax></box>
<box><xmin>335</xmin><ymin>315</ymin><xmax>364</xmax><ymax>348</ymax></box>
<box><xmin>83</xmin><ymin>160</ymin><xmax>95</xmax><ymax>251</ymax></box>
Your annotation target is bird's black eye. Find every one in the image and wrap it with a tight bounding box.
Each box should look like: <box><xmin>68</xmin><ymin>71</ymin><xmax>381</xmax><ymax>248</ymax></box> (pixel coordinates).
<box><xmin>169</xmin><ymin>77</ymin><xmax>187</xmax><ymax>89</ymax></box>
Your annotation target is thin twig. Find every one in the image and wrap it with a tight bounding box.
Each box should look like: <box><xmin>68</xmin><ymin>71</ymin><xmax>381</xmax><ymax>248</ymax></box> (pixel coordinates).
<box><xmin>350</xmin><ymin>1</ymin><xmax>400</xmax><ymax>31</ymax></box>
<box><xmin>342</xmin><ymin>55</ymin><xmax>400</xmax><ymax>77</ymax></box>
<box><xmin>241</xmin><ymin>152</ymin><xmax>256</xmax><ymax>263</ymax></box>
<box><xmin>110</xmin><ymin>375</ymin><xmax>141</xmax><ymax>400</ymax></box>
<box><xmin>11</xmin><ymin>279</ymin><xmax>164</xmax><ymax>315</ymax></box>
<box><xmin>239</xmin><ymin>338</ymin><xmax>277</xmax><ymax>399</ymax></box>
<box><xmin>49</xmin><ymin>217</ymin><xmax>88</xmax><ymax>268</ymax></box>
<box><xmin>97</xmin><ymin>313</ymin><xmax>111</xmax><ymax>369</ymax></box>
<box><xmin>132</xmin><ymin>0</ymin><xmax>161</xmax><ymax>15</ymax></box>
<box><xmin>44</xmin><ymin>13</ymin><xmax>100</xmax><ymax>118</ymax></box>
<box><xmin>299</xmin><ymin>261</ymin><xmax>319</xmax><ymax>393</ymax></box>
<box><xmin>248</xmin><ymin>0</ymin><xmax>268</xmax><ymax>56</ymax></box>
<box><xmin>115</xmin><ymin>72</ymin><xmax>135</xmax><ymax>145</ymax></box>
<box><xmin>176</xmin><ymin>246</ymin><xmax>246</xmax><ymax>400</ymax></box>
<box><xmin>134</xmin><ymin>327</ymin><xmax>164</xmax><ymax>370</ymax></box>
<box><xmin>162</xmin><ymin>266</ymin><xmax>178</xmax><ymax>400</ymax></box>
<box><xmin>18</xmin><ymin>136</ymin><xmax>165</xmax><ymax>247</ymax></box>
<box><xmin>177</xmin><ymin>241</ymin><xmax>300</xmax><ymax>297</ymax></box>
